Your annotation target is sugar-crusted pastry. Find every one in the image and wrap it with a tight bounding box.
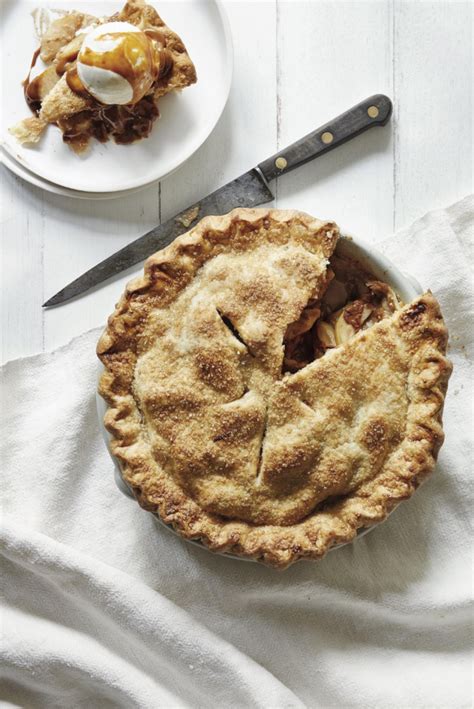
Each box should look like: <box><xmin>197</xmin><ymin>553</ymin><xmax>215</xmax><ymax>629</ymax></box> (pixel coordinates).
<box><xmin>98</xmin><ymin>209</ymin><xmax>451</xmax><ymax>568</ymax></box>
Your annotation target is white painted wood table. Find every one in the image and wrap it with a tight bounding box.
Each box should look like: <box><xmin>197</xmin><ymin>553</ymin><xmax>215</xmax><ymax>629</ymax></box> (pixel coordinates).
<box><xmin>1</xmin><ymin>0</ymin><xmax>472</xmax><ymax>364</ymax></box>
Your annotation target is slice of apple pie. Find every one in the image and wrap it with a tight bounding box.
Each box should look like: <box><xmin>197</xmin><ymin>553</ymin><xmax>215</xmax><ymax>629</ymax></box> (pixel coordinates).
<box><xmin>10</xmin><ymin>0</ymin><xmax>197</xmax><ymax>153</ymax></box>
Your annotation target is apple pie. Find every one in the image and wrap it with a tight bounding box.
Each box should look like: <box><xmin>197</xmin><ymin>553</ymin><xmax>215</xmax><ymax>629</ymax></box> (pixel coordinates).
<box><xmin>10</xmin><ymin>0</ymin><xmax>197</xmax><ymax>153</ymax></box>
<box><xmin>97</xmin><ymin>209</ymin><xmax>452</xmax><ymax>568</ymax></box>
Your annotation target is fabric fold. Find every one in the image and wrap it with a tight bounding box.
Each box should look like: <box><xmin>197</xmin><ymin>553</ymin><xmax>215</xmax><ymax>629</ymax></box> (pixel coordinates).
<box><xmin>1</xmin><ymin>517</ymin><xmax>303</xmax><ymax>709</ymax></box>
<box><xmin>1</xmin><ymin>195</ymin><xmax>473</xmax><ymax>708</ymax></box>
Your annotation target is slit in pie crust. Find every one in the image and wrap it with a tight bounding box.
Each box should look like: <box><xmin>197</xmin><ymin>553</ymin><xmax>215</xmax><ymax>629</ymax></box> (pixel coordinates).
<box><xmin>97</xmin><ymin>208</ymin><xmax>452</xmax><ymax>568</ymax></box>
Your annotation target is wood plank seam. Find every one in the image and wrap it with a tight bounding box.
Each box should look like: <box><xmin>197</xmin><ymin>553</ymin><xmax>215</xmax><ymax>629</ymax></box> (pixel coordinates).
<box><xmin>275</xmin><ymin>0</ymin><xmax>281</xmax><ymax>207</ymax></box>
<box><xmin>391</xmin><ymin>0</ymin><xmax>398</xmax><ymax>234</ymax></box>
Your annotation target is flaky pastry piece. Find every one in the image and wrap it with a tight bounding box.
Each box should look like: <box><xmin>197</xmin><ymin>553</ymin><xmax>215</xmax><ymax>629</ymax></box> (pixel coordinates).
<box><xmin>11</xmin><ymin>0</ymin><xmax>197</xmax><ymax>150</ymax></box>
<box><xmin>98</xmin><ymin>209</ymin><xmax>452</xmax><ymax>568</ymax></box>
<box><xmin>9</xmin><ymin>116</ymin><xmax>47</xmax><ymax>145</ymax></box>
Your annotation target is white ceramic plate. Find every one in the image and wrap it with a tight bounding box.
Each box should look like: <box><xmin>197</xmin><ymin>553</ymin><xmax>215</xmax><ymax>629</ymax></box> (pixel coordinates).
<box><xmin>96</xmin><ymin>236</ymin><xmax>423</xmax><ymax>561</ymax></box>
<box><xmin>0</xmin><ymin>0</ymin><xmax>233</xmax><ymax>195</ymax></box>
<box><xmin>0</xmin><ymin>144</ymin><xmax>152</xmax><ymax>199</ymax></box>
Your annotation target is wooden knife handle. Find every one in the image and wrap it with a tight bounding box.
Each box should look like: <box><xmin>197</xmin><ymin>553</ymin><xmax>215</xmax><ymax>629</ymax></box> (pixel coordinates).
<box><xmin>257</xmin><ymin>94</ymin><xmax>392</xmax><ymax>183</ymax></box>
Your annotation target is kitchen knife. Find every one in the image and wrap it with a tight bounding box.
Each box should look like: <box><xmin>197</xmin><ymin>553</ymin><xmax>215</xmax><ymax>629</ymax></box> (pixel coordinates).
<box><xmin>43</xmin><ymin>94</ymin><xmax>392</xmax><ymax>307</ymax></box>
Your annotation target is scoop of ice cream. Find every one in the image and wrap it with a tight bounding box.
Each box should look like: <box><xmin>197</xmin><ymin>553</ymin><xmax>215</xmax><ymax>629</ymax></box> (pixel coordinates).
<box><xmin>76</xmin><ymin>21</ymin><xmax>160</xmax><ymax>105</ymax></box>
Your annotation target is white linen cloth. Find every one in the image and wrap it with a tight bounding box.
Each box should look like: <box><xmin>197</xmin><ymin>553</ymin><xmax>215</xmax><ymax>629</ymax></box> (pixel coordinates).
<box><xmin>1</xmin><ymin>196</ymin><xmax>473</xmax><ymax>709</ymax></box>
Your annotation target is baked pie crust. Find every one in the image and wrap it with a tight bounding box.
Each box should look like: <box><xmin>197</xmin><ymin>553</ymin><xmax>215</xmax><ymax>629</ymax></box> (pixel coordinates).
<box><xmin>97</xmin><ymin>209</ymin><xmax>452</xmax><ymax>568</ymax></box>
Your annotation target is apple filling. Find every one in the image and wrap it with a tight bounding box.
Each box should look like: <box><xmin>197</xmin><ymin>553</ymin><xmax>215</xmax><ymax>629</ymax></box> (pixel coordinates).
<box><xmin>283</xmin><ymin>253</ymin><xmax>402</xmax><ymax>373</ymax></box>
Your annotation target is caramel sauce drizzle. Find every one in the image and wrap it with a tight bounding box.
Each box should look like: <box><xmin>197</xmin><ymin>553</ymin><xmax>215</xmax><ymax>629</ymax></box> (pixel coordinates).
<box><xmin>65</xmin><ymin>30</ymin><xmax>169</xmax><ymax>104</ymax></box>
<box><xmin>23</xmin><ymin>26</ymin><xmax>173</xmax><ymax>150</ymax></box>
<box><xmin>23</xmin><ymin>48</ymin><xmax>42</xmax><ymax>114</ymax></box>
<box><xmin>25</xmin><ymin>28</ymin><xmax>173</xmax><ymax>114</ymax></box>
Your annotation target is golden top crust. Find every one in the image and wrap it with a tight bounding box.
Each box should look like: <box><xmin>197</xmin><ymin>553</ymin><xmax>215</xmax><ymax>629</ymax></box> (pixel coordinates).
<box><xmin>98</xmin><ymin>209</ymin><xmax>452</xmax><ymax>568</ymax></box>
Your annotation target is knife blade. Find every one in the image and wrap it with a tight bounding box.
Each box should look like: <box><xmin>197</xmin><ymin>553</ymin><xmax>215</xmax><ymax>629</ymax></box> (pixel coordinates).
<box><xmin>43</xmin><ymin>169</ymin><xmax>273</xmax><ymax>307</ymax></box>
<box><xmin>44</xmin><ymin>94</ymin><xmax>392</xmax><ymax>307</ymax></box>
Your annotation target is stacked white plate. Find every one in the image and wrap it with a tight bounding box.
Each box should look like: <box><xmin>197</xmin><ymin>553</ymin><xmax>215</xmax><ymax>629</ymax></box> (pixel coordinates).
<box><xmin>0</xmin><ymin>0</ymin><xmax>233</xmax><ymax>199</ymax></box>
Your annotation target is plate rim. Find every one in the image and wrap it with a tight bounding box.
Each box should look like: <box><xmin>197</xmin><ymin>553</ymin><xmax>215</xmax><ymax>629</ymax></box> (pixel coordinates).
<box><xmin>0</xmin><ymin>145</ymin><xmax>153</xmax><ymax>199</ymax></box>
<box><xmin>0</xmin><ymin>0</ymin><xmax>234</xmax><ymax>196</ymax></box>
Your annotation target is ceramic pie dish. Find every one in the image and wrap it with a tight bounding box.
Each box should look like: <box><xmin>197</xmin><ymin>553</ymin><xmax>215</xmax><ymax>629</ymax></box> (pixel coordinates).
<box><xmin>96</xmin><ymin>234</ymin><xmax>424</xmax><ymax>561</ymax></box>
<box><xmin>96</xmin><ymin>209</ymin><xmax>452</xmax><ymax>568</ymax></box>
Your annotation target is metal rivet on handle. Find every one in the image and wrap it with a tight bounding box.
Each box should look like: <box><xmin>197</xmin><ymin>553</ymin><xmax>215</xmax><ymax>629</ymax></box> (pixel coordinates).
<box><xmin>275</xmin><ymin>156</ymin><xmax>287</xmax><ymax>170</ymax></box>
<box><xmin>367</xmin><ymin>105</ymin><xmax>379</xmax><ymax>118</ymax></box>
<box><xmin>321</xmin><ymin>131</ymin><xmax>334</xmax><ymax>144</ymax></box>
